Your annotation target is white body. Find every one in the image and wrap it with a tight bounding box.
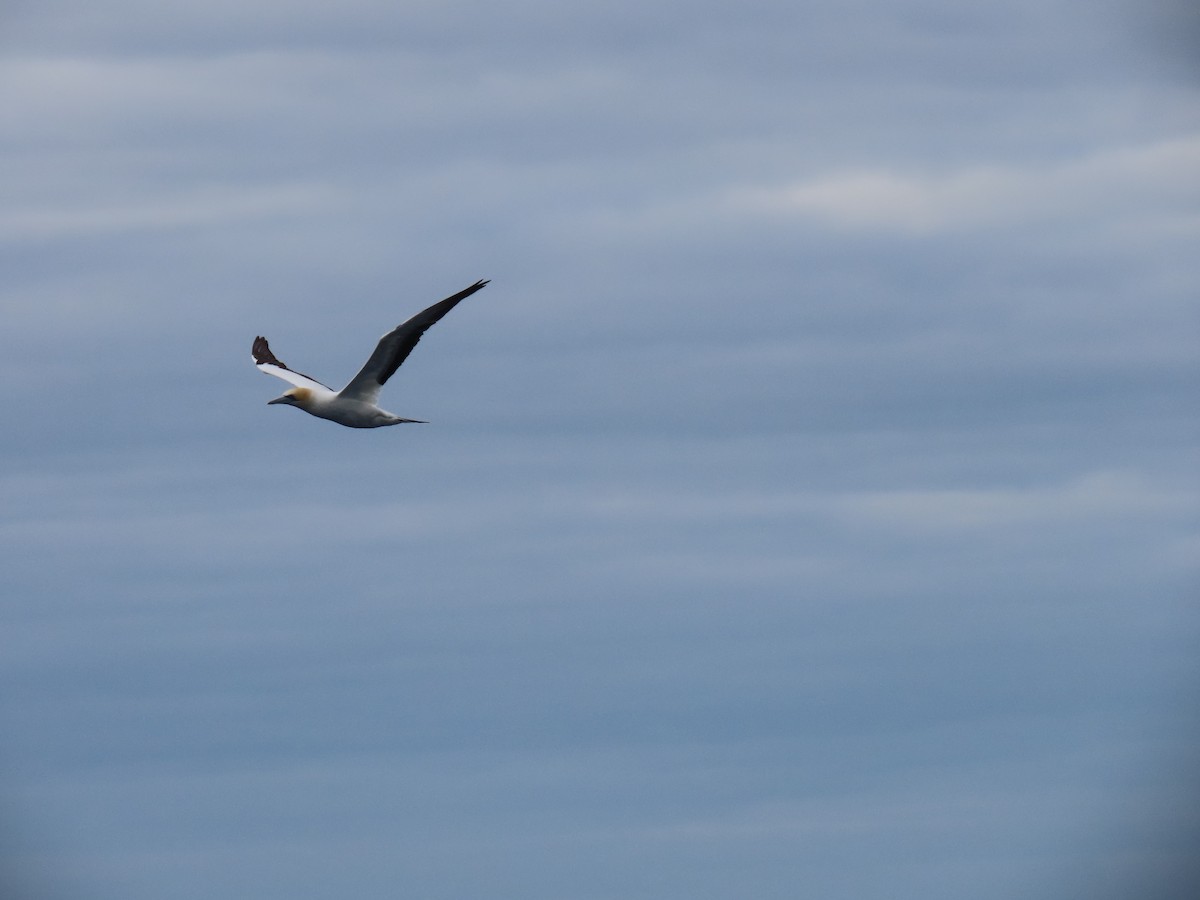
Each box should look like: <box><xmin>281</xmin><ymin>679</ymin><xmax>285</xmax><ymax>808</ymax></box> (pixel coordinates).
<box><xmin>267</xmin><ymin>386</ymin><xmax>420</xmax><ymax>429</ymax></box>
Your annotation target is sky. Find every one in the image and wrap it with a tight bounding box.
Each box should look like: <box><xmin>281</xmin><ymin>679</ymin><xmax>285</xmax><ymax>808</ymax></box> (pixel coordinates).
<box><xmin>0</xmin><ymin>1</ymin><xmax>1198</xmax><ymax>898</ymax></box>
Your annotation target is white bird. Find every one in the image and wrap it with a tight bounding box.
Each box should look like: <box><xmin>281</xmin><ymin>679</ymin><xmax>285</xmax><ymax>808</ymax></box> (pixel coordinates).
<box><xmin>252</xmin><ymin>279</ymin><xmax>489</xmax><ymax>428</ymax></box>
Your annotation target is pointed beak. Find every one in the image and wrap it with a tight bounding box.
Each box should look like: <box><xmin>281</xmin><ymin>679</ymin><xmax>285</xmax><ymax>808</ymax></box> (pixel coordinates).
<box><xmin>267</xmin><ymin>397</ymin><xmax>287</xmax><ymax>405</ymax></box>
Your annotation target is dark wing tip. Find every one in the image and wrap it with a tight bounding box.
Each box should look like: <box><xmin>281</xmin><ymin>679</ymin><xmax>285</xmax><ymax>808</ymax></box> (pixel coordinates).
<box><xmin>455</xmin><ymin>278</ymin><xmax>489</xmax><ymax>299</ymax></box>
<box><xmin>252</xmin><ymin>335</ymin><xmax>285</xmax><ymax>368</ymax></box>
<box><xmin>456</xmin><ymin>278</ymin><xmax>490</xmax><ymax>301</ymax></box>
<box><xmin>369</xmin><ymin>279</ymin><xmax>491</xmax><ymax>388</ymax></box>
<box><xmin>252</xmin><ymin>335</ymin><xmax>331</xmax><ymax>389</ymax></box>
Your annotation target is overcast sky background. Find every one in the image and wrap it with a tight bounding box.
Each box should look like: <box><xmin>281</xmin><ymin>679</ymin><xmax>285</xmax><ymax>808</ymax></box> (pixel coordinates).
<box><xmin>1</xmin><ymin>2</ymin><xmax>1198</xmax><ymax>899</ymax></box>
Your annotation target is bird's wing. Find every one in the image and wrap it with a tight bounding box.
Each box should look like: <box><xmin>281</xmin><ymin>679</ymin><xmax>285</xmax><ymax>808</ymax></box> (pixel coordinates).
<box><xmin>252</xmin><ymin>336</ymin><xmax>332</xmax><ymax>391</ymax></box>
<box><xmin>338</xmin><ymin>279</ymin><xmax>489</xmax><ymax>403</ymax></box>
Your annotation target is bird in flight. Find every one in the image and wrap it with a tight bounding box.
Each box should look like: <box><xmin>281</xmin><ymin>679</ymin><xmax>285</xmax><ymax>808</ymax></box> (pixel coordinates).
<box><xmin>252</xmin><ymin>279</ymin><xmax>489</xmax><ymax>428</ymax></box>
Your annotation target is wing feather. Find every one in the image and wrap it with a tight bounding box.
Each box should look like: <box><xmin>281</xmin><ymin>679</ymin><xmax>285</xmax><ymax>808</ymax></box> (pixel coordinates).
<box><xmin>252</xmin><ymin>336</ymin><xmax>331</xmax><ymax>391</ymax></box>
<box><xmin>338</xmin><ymin>279</ymin><xmax>488</xmax><ymax>403</ymax></box>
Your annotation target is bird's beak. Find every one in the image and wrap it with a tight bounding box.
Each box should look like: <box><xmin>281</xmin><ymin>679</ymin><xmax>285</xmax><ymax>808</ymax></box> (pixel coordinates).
<box><xmin>267</xmin><ymin>397</ymin><xmax>287</xmax><ymax>405</ymax></box>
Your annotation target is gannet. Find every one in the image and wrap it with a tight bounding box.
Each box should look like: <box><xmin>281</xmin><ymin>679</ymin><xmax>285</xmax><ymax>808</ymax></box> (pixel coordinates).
<box><xmin>252</xmin><ymin>279</ymin><xmax>489</xmax><ymax>428</ymax></box>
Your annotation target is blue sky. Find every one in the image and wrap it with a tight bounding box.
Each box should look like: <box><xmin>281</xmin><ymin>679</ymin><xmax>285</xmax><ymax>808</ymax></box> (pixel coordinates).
<box><xmin>1</xmin><ymin>2</ymin><xmax>1197</xmax><ymax>898</ymax></box>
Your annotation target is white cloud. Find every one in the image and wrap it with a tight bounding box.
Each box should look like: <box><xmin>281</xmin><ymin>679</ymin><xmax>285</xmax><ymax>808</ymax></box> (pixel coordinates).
<box><xmin>735</xmin><ymin>134</ymin><xmax>1200</xmax><ymax>233</ymax></box>
<box><xmin>835</xmin><ymin>470</ymin><xmax>1196</xmax><ymax>533</ymax></box>
<box><xmin>0</xmin><ymin>183</ymin><xmax>338</xmax><ymax>241</ymax></box>
<box><xmin>583</xmin><ymin>470</ymin><xmax>1195</xmax><ymax>535</ymax></box>
<box><xmin>1</xmin><ymin>3</ymin><xmax>1196</xmax><ymax>900</ymax></box>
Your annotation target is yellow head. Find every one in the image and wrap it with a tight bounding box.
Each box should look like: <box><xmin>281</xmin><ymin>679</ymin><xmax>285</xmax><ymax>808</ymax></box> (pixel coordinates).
<box><xmin>267</xmin><ymin>387</ymin><xmax>313</xmax><ymax>407</ymax></box>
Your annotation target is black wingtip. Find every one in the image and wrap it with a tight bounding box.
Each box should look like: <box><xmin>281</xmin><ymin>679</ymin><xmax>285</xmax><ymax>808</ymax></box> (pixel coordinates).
<box><xmin>252</xmin><ymin>335</ymin><xmax>279</xmax><ymax>366</ymax></box>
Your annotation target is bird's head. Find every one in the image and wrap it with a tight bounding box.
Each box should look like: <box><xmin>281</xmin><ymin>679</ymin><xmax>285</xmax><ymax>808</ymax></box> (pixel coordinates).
<box><xmin>268</xmin><ymin>387</ymin><xmax>312</xmax><ymax>407</ymax></box>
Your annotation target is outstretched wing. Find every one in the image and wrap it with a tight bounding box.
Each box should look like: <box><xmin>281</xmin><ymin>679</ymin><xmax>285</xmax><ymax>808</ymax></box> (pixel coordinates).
<box><xmin>338</xmin><ymin>279</ymin><xmax>489</xmax><ymax>403</ymax></box>
<box><xmin>252</xmin><ymin>336</ymin><xmax>331</xmax><ymax>391</ymax></box>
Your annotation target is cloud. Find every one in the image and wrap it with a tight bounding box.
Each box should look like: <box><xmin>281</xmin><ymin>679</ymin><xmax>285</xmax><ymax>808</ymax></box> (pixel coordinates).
<box><xmin>734</xmin><ymin>134</ymin><xmax>1200</xmax><ymax>233</ymax></box>
<box><xmin>0</xmin><ymin>184</ymin><xmax>338</xmax><ymax>241</ymax></box>
<box><xmin>1</xmin><ymin>3</ymin><xmax>1197</xmax><ymax>900</ymax></box>
<box><xmin>835</xmin><ymin>470</ymin><xmax>1197</xmax><ymax>533</ymax></box>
